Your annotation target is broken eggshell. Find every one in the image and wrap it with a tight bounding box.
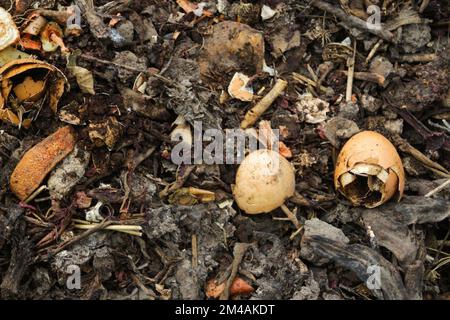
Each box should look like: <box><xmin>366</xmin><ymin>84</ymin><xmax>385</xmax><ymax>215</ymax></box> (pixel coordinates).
<box><xmin>334</xmin><ymin>131</ymin><xmax>405</xmax><ymax>208</ymax></box>
<box><xmin>0</xmin><ymin>7</ymin><xmax>20</xmax><ymax>51</ymax></box>
<box><xmin>0</xmin><ymin>58</ymin><xmax>68</xmax><ymax>125</ymax></box>
<box><xmin>228</xmin><ymin>72</ymin><xmax>254</xmax><ymax>102</ymax></box>
<box><xmin>233</xmin><ymin>149</ymin><xmax>295</xmax><ymax>214</ymax></box>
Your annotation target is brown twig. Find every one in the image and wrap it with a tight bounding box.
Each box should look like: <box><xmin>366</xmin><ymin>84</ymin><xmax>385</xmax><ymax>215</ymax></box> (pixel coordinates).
<box><xmin>280</xmin><ymin>204</ymin><xmax>301</xmax><ymax>229</ymax></box>
<box><xmin>346</xmin><ymin>40</ymin><xmax>356</xmax><ymax>102</ymax></box>
<box><xmin>240</xmin><ymin>79</ymin><xmax>287</xmax><ymax>129</ymax></box>
<box><xmin>399</xmin><ymin>53</ymin><xmax>437</xmax><ymax>63</ymax></box>
<box><xmin>191</xmin><ymin>233</ymin><xmax>198</xmax><ymax>268</ymax></box>
<box><xmin>340</xmin><ymin>70</ymin><xmax>386</xmax><ymax>86</ymax></box>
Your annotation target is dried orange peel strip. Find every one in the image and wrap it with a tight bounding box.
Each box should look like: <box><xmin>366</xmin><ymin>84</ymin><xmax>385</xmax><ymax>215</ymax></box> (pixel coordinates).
<box><xmin>10</xmin><ymin>126</ymin><xmax>77</xmax><ymax>200</ymax></box>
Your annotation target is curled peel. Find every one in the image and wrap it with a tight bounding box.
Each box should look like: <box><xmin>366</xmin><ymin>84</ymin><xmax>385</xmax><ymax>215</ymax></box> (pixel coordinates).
<box><xmin>334</xmin><ymin>131</ymin><xmax>405</xmax><ymax>208</ymax></box>
<box><xmin>10</xmin><ymin>126</ymin><xmax>77</xmax><ymax>200</ymax></box>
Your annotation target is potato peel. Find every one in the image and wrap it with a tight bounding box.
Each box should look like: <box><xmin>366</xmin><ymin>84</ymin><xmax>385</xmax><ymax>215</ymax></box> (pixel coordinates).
<box><xmin>10</xmin><ymin>126</ymin><xmax>77</xmax><ymax>201</ymax></box>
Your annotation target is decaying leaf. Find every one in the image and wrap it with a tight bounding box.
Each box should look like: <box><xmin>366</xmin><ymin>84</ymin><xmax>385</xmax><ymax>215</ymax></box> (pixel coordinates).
<box><xmin>88</xmin><ymin>116</ymin><xmax>123</xmax><ymax>150</ymax></box>
<box><xmin>10</xmin><ymin>126</ymin><xmax>77</xmax><ymax>201</ymax></box>
<box><xmin>0</xmin><ymin>47</ymin><xmax>30</xmax><ymax>67</ymax></box>
<box><xmin>67</xmin><ymin>51</ymin><xmax>95</xmax><ymax>94</ymax></box>
<box><xmin>68</xmin><ymin>66</ymin><xmax>95</xmax><ymax>94</ymax></box>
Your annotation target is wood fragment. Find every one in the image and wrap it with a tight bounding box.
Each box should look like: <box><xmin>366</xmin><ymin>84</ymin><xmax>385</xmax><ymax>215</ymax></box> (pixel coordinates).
<box><xmin>345</xmin><ymin>41</ymin><xmax>356</xmax><ymax>102</ymax></box>
<box><xmin>280</xmin><ymin>204</ymin><xmax>301</xmax><ymax>229</ymax></box>
<box><xmin>399</xmin><ymin>53</ymin><xmax>437</xmax><ymax>63</ymax></box>
<box><xmin>192</xmin><ymin>233</ymin><xmax>198</xmax><ymax>268</ymax></box>
<box><xmin>240</xmin><ymin>79</ymin><xmax>287</xmax><ymax>129</ymax></box>
<box><xmin>340</xmin><ymin>70</ymin><xmax>386</xmax><ymax>86</ymax></box>
<box><xmin>292</xmin><ymin>72</ymin><xmax>332</xmax><ymax>93</ymax></box>
<box><xmin>365</xmin><ymin>39</ymin><xmax>383</xmax><ymax>65</ymax></box>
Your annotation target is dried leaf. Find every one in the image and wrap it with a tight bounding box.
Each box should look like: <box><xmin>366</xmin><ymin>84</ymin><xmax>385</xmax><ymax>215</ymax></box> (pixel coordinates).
<box><xmin>0</xmin><ymin>47</ymin><xmax>30</xmax><ymax>67</ymax></box>
<box><xmin>68</xmin><ymin>65</ymin><xmax>95</xmax><ymax>94</ymax></box>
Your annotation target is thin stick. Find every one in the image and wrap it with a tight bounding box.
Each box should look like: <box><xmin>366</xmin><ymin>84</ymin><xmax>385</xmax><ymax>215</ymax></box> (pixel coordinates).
<box><xmin>73</xmin><ymin>223</ymin><xmax>143</xmax><ymax>235</ymax></box>
<box><xmin>346</xmin><ymin>40</ymin><xmax>356</xmax><ymax>102</ymax></box>
<box><xmin>365</xmin><ymin>39</ymin><xmax>383</xmax><ymax>65</ymax></box>
<box><xmin>425</xmin><ymin>179</ymin><xmax>450</xmax><ymax>198</ymax></box>
<box><xmin>280</xmin><ymin>204</ymin><xmax>301</xmax><ymax>229</ymax></box>
<box><xmin>24</xmin><ymin>185</ymin><xmax>48</xmax><ymax>203</ymax></box>
<box><xmin>240</xmin><ymin>79</ymin><xmax>287</xmax><ymax>129</ymax></box>
<box><xmin>292</xmin><ymin>72</ymin><xmax>331</xmax><ymax>92</ymax></box>
<box><xmin>220</xmin><ymin>243</ymin><xmax>250</xmax><ymax>300</ymax></box>
<box><xmin>43</xmin><ymin>220</ymin><xmax>114</xmax><ymax>258</ymax></box>
<box><xmin>290</xmin><ymin>226</ymin><xmax>304</xmax><ymax>240</ymax></box>
<box><xmin>191</xmin><ymin>233</ymin><xmax>198</xmax><ymax>268</ymax></box>
<box><xmin>419</xmin><ymin>0</ymin><xmax>430</xmax><ymax>14</ymax></box>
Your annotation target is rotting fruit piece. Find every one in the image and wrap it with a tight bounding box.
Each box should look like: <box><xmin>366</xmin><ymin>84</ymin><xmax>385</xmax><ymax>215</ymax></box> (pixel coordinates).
<box><xmin>334</xmin><ymin>131</ymin><xmax>405</xmax><ymax>208</ymax></box>
<box><xmin>10</xmin><ymin>126</ymin><xmax>77</xmax><ymax>201</ymax></box>
<box><xmin>233</xmin><ymin>149</ymin><xmax>295</xmax><ymax>214</ymax></box>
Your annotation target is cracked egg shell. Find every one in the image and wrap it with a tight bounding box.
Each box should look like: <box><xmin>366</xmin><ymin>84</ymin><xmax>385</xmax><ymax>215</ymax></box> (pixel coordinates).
<box><xmin>233</xmin><ymin>149</ymin><xmax>295</xmax><ymax>214</ymax></box>
<box><xmin>334</xmin><ymin>131</ymin><xmax>405</xmax><ymax>208</ymax></box>
<box><xmin>0</xmin><ymin>7</ymin><xmax>20</xmax><ymax>51</ymax></box>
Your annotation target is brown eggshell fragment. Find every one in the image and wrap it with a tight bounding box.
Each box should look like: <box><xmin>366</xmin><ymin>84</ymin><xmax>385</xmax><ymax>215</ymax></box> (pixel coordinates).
<box><xmin>233</xmin><ymin>149</ymin><xmax>295</xmax><ymax>214</ymax></box>
<box><xmin>198</xmin><ymin>21</ymin><xmax>264</xmax><ymax>86</ymax></box>
<box><xmin>334</xmin><ymin>130</ymin><xmax>405</xmax><ymax>208</ymax></box>
<box><xmin>12</xmin><ymin>76</ymin><xmax>46</xmax><ymax>102</ymax></box>
<box><xmin>10</xmin><ymin>126</ymin><xmax>76</xmax><ymax>200</ymax></box>
<box><xmin>228</xmin><ymin>72</ymin><xmax>254</xmax><ymax>102</ymax></box>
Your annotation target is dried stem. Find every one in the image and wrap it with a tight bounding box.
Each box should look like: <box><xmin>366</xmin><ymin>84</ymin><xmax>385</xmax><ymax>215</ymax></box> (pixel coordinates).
<box><xmin>220</xmin><ymin>243</ymin><xmax>250</xmax><ymax>300</ymax></box>
<box><xmin>280</xmin><ymin>204</ymin><xmax>301</xmax><ymax>229</ymax></box>
<box><xmin>191</xmin><ymin>233</ymin><xmax>198</xmax><ymax>268</ymax></box>
<box><xmin>240</xmin><ymin>79</ymin><xmax>287</xmax><ymax>129</ymax></box>
<box><xmin>425</xmin><ymin>179</ymin><xmax>450</xmax><ymax>198</ymax></box>
<box><xmin>346</xmin><ymin>41</ymin><xmax>356</xmax><ymax>102</ymax></box>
